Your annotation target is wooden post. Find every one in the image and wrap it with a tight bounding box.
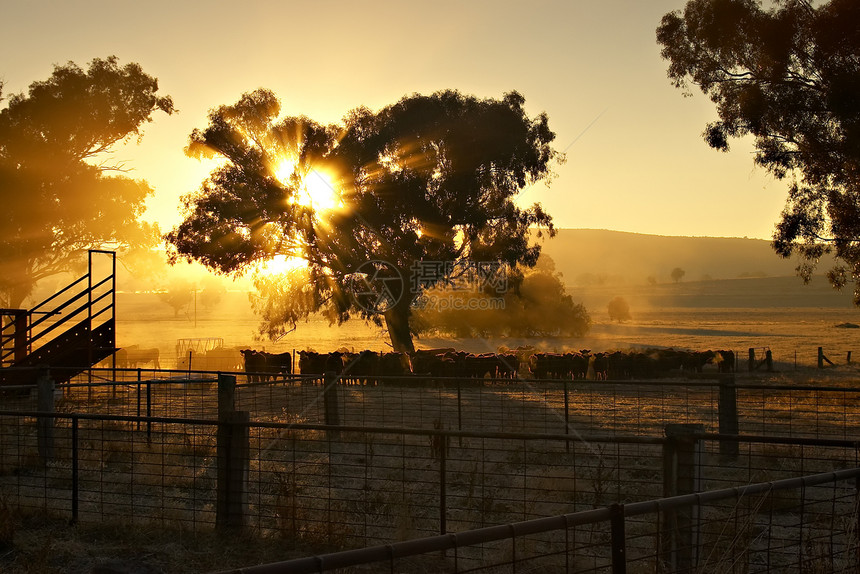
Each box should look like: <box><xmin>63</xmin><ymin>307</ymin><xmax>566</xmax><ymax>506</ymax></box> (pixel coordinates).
<box><xmin>765</xmin><ymin>350</ymin><xmax>773</xmax><ymax>372</ymax></box>
<box><xmin>662</xmin><ymin>423</ymin><xmax>704</xmax><ymax>572</ymax></box>
<box><xmin>323</xmin><ymin>371</ymin><xmax>340</xmax><ymax>428</ymax></box>
<box><xmin>218</xmin><ymin>373</ymin><xmax>236</xmax><ymax>414</ymax></box>
<box><xmin>216</xmin><ymin>373</ymin><xmax>248</xmax><ymax>532</ymax></box>
<box><xmin>37</xmin><ymin>371</ymin><xmax>55</xmax><ymax>463</ymax></box>
<box><xmin>848</xmin><ymin>351</ymin><xmax>852</xmax><ymax>364</ymax></box>
<box><xmin>748</xmin><ymin>348</ymin><xmax>755</xmax><ymax>372</ymax></box>
<box><xmin>216</xmin><ymin>410</ymin><xmax>249</xmax><ymax>532</ymax></box>
<box><xmin>818</xmin><ymin>347</ymin><xmax>834</xmax><ymax>368</ymax></box>
<box><xmin>718</xmin><ymin>375</ymin><xmax>739</xmax><ymax>459</ymax></box>
<box><xmin>13</xmin><ymin>310</ymin><xmax>27</xmax><ymax>363</ymax></box>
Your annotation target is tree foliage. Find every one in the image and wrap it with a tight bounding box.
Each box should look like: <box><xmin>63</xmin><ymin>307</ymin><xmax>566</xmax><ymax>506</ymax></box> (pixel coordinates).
<box><xmin>167</xmin><ymin>89</ymin><xmax>560</xmax><ymax>351</ymax></box>
<box><xmin>412</xmin><ymin>255</ymin><xmax>591</xmax><ymax>338</ymax></box>
<box><xmin>0</xmin><ymin>56</ymin><xmax>174</xmax><ymax>308</ymax></box>
<box><xmin>607</xmin><ymin>296</ymin><xmax>631</xmax><ymax>323</ymax></box>
<box><xmin>657</xmin><ymin>0</ymin><xmax>860</xmax><ymax>301</ymax></box>
<box><xmin>671</xmin><ymin>267</ymin><xmax>686</xmax><ymax>283</ymax></box>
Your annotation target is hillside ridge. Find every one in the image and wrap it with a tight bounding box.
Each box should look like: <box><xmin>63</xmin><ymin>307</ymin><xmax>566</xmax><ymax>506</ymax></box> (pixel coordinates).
<box><xmin>537</xmin><ymin>228</ymin><xmax>817</xmax><ymax>284</ymax></box>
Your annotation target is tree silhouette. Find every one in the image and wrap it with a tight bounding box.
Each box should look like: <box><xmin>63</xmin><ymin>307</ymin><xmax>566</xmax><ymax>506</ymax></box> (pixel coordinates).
<box><xmin>671</xmin><ymin>267</ymin><xmax>686</xmax><ymax>283</ymax></box>
<box><xmin>657</xmin><ymin>0</ymin><xmax>860</xmax><ymax>303</ymax></box>
<box><xmin>412</xmin><ymin>255</ymin><xmax>591</xmax><ymax>338</ymax></box>
<box><xmin>167</xmin><ymin>89</ymin><xmax>560</xmax><ymax>352</ymax></box>
<box><xmin>0</xmin><ymin>56</ymin><xmax>174</xmax><ymax>308</ymax></box>
<box><xmin>607</xmin><ymin>296</ymin><xmax>631</xmax><ymax>323</ymax></box>
<box><xmin>157</xmin><ymin>280</ymin><xmax>194</xmax><ymax>318</ymax></box>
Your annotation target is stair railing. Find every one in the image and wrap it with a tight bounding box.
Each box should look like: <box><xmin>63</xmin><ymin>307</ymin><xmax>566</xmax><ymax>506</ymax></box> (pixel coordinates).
<box><xmin>0</xmin><ymin>250</ymin><xmax>116</xmax><ymax>368</ymax></box>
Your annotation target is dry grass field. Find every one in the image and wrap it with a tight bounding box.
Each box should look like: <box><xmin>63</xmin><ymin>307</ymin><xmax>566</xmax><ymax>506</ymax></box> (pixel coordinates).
<box><xmin>3</xmin><ymin>282</ymin><xmax>860</xmax><ymax>573</ymax></box>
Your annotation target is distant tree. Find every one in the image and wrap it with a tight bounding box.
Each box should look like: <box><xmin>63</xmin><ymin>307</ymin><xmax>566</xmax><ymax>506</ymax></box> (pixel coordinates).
<box><xmin>157</xmin><ymin>280</ymin><xmax>194</xmax><ymax>318</ymax></box>
<box><xmin>199</xmin><ymin>278</ymin><xmax>227</xmax><ymax>311</ymax></box>
<box><xmin>166</xmin><ymin>88</ymin><xmax>560</xmax><ymax>352</ymax></box>
<box><xmin>0</xmin><ymin>56</ymin><xmax>174</xmax><ymax>308</ymax></box>
<box><xmin>646</xmin><ymin>275</ymin><xmax>658</xmax><ymax>286</ymax></box>
<box><xmin>412</xmin><ymin>256</ymin><xmax>591</xmax><ymax>338</ymax></box>
<box><xmin>607</xmin><ymin>296</ymin><xmax>631</xmax><ymax>323</ymax></box>
<box><xmin>671</xmin><ymin>267</ymin><xmax>686</xmax><ymax>283</ymax></box>
<box><xmin>657</xmin><ymin>0</ymin><xmax>860</xmax><ymax>303</ymax></box>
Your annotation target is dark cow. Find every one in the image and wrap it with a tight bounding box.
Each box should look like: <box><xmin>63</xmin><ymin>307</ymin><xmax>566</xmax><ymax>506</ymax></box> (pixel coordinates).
<box><xmin>116</xmin><ymin>345</ymin><xmax>161</xmax><ymax>369</ymax></box>
<box><xmin>342</xmin><ymin>350</ymin><xmax>380</xmax><ymax>385</ymax></box>
<box><xmin>241</xmin><ymin>349</ymin><xmax>292</xmax><ymax>382</ymax></box>
<box><xmin>298</xmin><ymin>350</ymin><xmax>326</xmax><ymax>377</ymax></box>
<box><xmin>714</xmin><ymin>350</ymin><xmax>736</xmax><ymax>373</ymax></box>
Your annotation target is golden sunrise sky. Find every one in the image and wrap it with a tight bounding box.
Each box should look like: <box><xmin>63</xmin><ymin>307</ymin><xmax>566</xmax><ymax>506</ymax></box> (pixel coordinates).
<box><xmin>1</xmin><ymin>0</ymin><xmax>785</xmax><ymax>240</ymax></box>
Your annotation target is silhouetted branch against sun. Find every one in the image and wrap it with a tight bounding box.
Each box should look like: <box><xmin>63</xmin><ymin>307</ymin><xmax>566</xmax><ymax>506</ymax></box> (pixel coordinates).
<box><xmin>166</xmin><ymin>89</ymin><xmax>562</xmax><ymax>351</ymax></box>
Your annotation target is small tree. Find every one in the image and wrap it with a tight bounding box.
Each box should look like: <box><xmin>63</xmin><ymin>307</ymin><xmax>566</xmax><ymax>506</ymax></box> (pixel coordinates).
<box><xmin>199</xmin><ymin>277</ymin><xmax>227</xmax><ymax>311</ymax></box>
<box><xmin>607</xmin><ymin>296</ymin><xmax>631</xmax><ymax>323</ymax></box>
<box><xmin>157</xmin><ymin>280</ymin><xmax>194</xmax><ymax>318</ymax></box>
<box><xmin>671</xmin><ymin>267</ymin><xmax>686</xmax><ymax>283</ymax></box>
<box><xmin>411</xmin><ymin>255</ymin><xmax>592</xmax><ymax>338</ymax></box>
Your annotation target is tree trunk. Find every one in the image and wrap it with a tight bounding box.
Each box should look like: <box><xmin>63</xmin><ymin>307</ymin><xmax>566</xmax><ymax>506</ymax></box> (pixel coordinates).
<box><xmin>383</xmin><ymin>296</ymin><xmax>415</xmax><ymax>354</ymax></box>
<box><xmin>1</xmin><ymin>284</ymin><xmax>32</xmax><ymax>311</ymax></box>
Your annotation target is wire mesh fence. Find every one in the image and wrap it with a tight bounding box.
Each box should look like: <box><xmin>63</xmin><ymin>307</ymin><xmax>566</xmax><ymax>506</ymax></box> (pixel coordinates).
<box><xmin>2</xmin><ymin>408</ymin><xmax>859</xmax><ymax>547</ymax></box>
<box><xmin>7</xmin><ymin>367</ymin><xmax>858</xmax><ymax>442</ymax></box>
<box><xmin>214</xmin><ymin>468</ymin><xmax>860</xmax><ymax>574</ymax></box>
<box><xmin>3</xmin><ymin>367</ymin><xmax>860</xmax><ymax>572</ymax></box>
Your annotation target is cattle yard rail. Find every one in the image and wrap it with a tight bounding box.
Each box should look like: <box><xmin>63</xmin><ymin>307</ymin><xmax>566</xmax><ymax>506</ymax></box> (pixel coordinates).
<box><xmin>8</xmin><ymin>366</ymin><xmax>860</xmax><ymax>442</ymax></box>
<box><xmin>215</xmin><ymin>467</ymin><xmax>860</xmax><ymax>574</ymax></box>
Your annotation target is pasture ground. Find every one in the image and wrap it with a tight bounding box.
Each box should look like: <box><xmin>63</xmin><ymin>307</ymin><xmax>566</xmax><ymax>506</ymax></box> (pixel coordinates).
<box><xmin>4</xmin><ymin>285</ymin><xmax>860</xmax><ymax>573</ymax></box>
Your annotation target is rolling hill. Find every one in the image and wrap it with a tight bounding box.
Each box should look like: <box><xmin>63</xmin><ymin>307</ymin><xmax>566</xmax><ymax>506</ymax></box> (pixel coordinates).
<box><xmin>537</xmin><ymin>229</ymin><xmax>854</xmax><ymax>309</ymax></box>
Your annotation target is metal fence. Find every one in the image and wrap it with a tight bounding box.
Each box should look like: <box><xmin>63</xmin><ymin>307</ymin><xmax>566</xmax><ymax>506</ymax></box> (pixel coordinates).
<box><xmin>12</xmin><ymin>366</ymin><xmax>860</xmax><ymax>442</ymax></box>
<box><xmin>3</xmin><ymin>368</ymin><xmax>860</xmax><ymax>572</ymax></box>
<box><xmin>219</xmin><ymin>467</ymin><xmax>860</xmax><ymax>574</ymax></box>
<box><xmin>1</xmin><ymin>409</ymin><xmax>858</xmax><ymax>546</ymax></box>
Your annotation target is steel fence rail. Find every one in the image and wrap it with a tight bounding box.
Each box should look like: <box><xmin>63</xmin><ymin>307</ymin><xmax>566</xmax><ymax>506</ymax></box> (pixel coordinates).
<box><xmin>213</xmin><ymin>467</ymin><xmax>860</xmax><ymax>574</ymax></box>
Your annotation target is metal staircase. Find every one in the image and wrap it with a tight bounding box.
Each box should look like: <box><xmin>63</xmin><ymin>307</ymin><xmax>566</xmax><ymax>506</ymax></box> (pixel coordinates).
<box><xmin>0</xmin><ymin>250</ymin><xmax>118</xmax><ymax>387</ymax></box>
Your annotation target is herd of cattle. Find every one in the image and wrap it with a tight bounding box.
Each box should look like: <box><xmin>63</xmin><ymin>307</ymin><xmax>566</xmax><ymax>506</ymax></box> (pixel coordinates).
<box><xmin>235</xmin><ymin>347</ymin><xmax>736</xmax><ymax>383</ymax></box>
<box><xmin>110</xmin><ymin>344</ymin><xmax>736</xmax><ymax>382</ymax></box>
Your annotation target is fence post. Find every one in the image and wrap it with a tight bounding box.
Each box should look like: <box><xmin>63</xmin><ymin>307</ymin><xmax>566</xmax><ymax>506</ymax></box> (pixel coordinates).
<box><xmin>718</xmin><ymin>375</ymin><xmax>739</xmax><ymax>460</ymax></box>
<box><xmin>323</xmin><ymin>371</ymin><xmax>340</xmax><ymax>428</ymax></box>
<box><xmin>748</xmin><ymin>348</ymin><xmax>755</xmax><ymax>372</ymax></box>
<box><xmin>36</xmin><ymin>371</ymin><xmax>55</xmax><ymax>463</ymax></box>
<box><xmin>610</xmin><ymin>503</ymin><xmax>627</xmax><ymax>574</ymax></box>
<box><xmin>439</xmin><ymin>432</ymin><xmax>447</xmax><ymax>535</ymax></box>
<box><xmin>216</xmin><ymin>374</ymin><xmax>249</xmax><ymax>532</ymax></box>
<box><xmin>662</xmin><ymin>423</ymin><xmax>704</xmax><ymax>572</ymax></box>
<box><xmin>218</xmin><ymin>373</ymin><xmax>236</xmax><ymax>414</ymax></box>
<box><xmin>71</xmin><ymin>416</ymin><xmax>79</xmax><ymax>525</ymax></box>
<box><xmin>564</xmin><ymin>380</ymin><xmax>570</xmax><ymax>453</ymax></box>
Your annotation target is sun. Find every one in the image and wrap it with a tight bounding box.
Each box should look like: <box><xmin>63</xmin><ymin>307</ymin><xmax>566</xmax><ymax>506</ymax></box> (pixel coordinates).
<box><xmin>258</xmin><ymin>254</ymin><xmax>307</xmax><ymax>276</ymax></box>
<box><xmin>302</xmin><ymin>169</ymin><xmax>341</xmax><ymax>211</ymax></box>
<box><xmin>274</xmin><ymin>158</ymin><xmax>341</xmax><ymax>212</ymax></box>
